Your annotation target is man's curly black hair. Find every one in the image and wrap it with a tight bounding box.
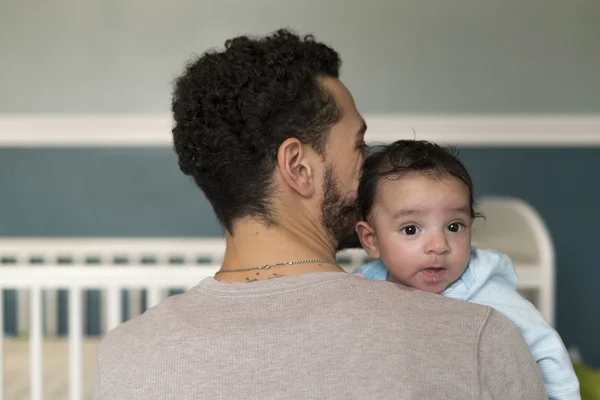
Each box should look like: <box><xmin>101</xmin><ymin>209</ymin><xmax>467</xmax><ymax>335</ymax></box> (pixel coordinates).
<box><xmin>171</xmin><ymin>29</ymin><xmax>342</xmax><ymax>233</ymax></box>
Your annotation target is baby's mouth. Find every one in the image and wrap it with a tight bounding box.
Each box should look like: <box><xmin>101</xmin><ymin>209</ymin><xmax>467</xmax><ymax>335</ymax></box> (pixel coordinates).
<box><xmin>421</xmin><ymin>267</ymin><xmax>447</xmax><ymax>281</ymax></box>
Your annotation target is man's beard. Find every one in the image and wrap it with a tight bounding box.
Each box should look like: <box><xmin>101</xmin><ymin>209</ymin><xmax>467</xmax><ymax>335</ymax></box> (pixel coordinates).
<box><xmin>320</xmin><ymin>165</ymin><xmax>361</xmax><ymax>252</ymax></box>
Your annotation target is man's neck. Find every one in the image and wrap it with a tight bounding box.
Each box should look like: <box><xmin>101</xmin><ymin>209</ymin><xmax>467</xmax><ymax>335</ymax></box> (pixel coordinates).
<box><xmin>216</xmin><ymin>220</ymin><xmax>345</xmax><ymax>282</ymax></box>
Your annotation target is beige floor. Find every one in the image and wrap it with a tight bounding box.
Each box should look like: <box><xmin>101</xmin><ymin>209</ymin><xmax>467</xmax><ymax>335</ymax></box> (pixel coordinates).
<box><xmin>3</xmin><ymin>337</ymin><xmax>100</xmax><ymax>400</ymax></box>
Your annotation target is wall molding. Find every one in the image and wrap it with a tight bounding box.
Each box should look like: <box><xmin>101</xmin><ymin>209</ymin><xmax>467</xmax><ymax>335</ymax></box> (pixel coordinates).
<box><xmin>1</xmin><ymin>113</ymin><xmax>600</xmax><ymax>147</ymax></box>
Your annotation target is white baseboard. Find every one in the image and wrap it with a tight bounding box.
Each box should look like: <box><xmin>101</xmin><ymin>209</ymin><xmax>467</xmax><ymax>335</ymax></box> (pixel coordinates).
<box><xmin>1</xmin><ymin>113</ymin><xmax>599</xmax><ymax>147</ymax></box>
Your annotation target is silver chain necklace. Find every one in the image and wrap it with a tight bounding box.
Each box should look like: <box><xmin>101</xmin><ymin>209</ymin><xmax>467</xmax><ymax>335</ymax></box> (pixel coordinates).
<box><xmin>215</xmin><ymin>259</ymin><xmax>339</xmax><ymax>274</ymax></box>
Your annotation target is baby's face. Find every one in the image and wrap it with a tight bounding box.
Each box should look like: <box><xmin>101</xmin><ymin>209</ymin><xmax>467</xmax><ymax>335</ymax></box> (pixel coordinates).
<box><xmin>365</xmin><ymin>173</ymin><xmax>472</xmax><ymax>294</ymax></box>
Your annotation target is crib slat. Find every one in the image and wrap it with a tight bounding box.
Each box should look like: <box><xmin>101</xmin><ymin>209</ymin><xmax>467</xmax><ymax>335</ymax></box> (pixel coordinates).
<box><xmin>147</xmin><ymin>287</ymin><xmax>161</xmax><ymax>309</ymax></box>
<box><xmin>30</xmin><ymin>287</ymin><xmax>43</xmax><ymax>400</ymax></box>
<box><xmin>69</xmin><ymin>288</ymin><xmax>83</xmax><ymax>400</ymax></box>
<box><xmin>106</xmin><ymin>287</ymin><xmax>120</xmax><ymax>332</ymax></box>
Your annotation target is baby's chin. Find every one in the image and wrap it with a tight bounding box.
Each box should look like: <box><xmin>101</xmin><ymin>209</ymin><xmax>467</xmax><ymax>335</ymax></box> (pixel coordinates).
<box><xmin>392</xmin><ymin>276</ymin><xmax>451</xmax><ymax>294</ymax></box>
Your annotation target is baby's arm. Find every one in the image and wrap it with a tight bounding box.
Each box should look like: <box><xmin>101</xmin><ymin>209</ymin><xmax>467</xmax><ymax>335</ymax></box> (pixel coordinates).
<box><xmin>469</xmin><ymin>278</ymin><xmax>580</xmax><ymax>400</ymax></box>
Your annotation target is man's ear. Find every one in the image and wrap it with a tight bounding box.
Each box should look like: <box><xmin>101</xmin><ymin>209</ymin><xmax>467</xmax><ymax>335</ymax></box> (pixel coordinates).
<box><xmin>356</xmin><ymin>221</ymin><xmax>381</xmax><ymax>259</ymax></box>
<box><xmin>277</xmin><ymin>138</ymin><xmax>315</xmax><ymax>197</ymax></box>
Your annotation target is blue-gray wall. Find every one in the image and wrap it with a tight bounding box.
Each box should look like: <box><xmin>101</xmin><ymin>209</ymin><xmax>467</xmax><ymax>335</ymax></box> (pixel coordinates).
<box><xmin>1</xmin><ymin>0</ymin><xmax>599</xmax><ymax>366</ymax></box>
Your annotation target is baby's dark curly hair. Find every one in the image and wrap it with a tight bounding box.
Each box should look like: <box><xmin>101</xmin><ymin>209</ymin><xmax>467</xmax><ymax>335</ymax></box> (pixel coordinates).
<box><xmin>171</xmin><ymin>29</ymin><xmax>342</xmax><ymax>233</ymax></box>
<box><xmin>357</xmin><ymin>140</ymin><xmax>482</xmax><ymax>221</ymax></box>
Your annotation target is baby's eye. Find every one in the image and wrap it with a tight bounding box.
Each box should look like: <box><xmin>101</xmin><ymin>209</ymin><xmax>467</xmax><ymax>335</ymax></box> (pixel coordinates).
<box><xmin>401</xmin><ymin>225</ymin><xmax>419</xmax><ymax>235</ymax></box>
<box><xmin>447</xmin><ymin>223</ymin><xmax>463</xmax><ymax>233</ymax></box>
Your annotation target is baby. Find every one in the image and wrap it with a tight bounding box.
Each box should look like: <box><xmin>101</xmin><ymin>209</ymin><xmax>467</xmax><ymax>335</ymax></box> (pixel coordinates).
<box><xmin>354</xmin><ymin>140</ymin><xmax>580</xmax><ymax>400</ymax></box>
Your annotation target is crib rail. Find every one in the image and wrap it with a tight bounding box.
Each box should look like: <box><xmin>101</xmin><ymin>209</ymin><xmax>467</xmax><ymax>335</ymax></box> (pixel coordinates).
<box><xmin>0</xmin><ymin>264</ymin><xmax>219</xmax><ymax>400</ymax></box>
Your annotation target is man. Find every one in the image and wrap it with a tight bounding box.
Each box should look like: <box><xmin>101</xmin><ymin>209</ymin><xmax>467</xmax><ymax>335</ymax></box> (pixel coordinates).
<box><xmin>93</xmin><ymin>29</ymin><xmax>546</xmax><ymax>399</ymax></box>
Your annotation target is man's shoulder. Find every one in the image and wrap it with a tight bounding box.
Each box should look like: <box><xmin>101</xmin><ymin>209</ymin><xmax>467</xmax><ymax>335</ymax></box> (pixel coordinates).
<box><xmin>350</xmin><ymin>276</ymin><xmax>492</xmax><ymax>313</ymax></box>
<box><xmin>96</xmin><ymin>290</ymin><xmax>195</xmax><ymax>358</ymax></box>
<box><xmin>334</xmin><ymin>276</ymin><xmax>498</xmax><ymax>337</ymax></box>
<box><xmin>96</xmin><ymin>275</ymin><xmax>503</xmax><ymax>355</ymax></box>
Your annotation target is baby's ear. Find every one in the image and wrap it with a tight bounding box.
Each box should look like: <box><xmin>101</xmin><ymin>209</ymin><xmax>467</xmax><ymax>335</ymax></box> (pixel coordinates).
<box><xmin>355</xmin><ymin>221</ymin><xmax>380</xmax><ymax>259</ymax></box>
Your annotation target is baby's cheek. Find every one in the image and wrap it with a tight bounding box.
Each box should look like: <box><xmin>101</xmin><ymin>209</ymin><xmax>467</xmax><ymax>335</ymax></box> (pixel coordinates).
<box><xmin>456</xmin><ymin>245</ymin><xmax>472</xmax><ymax>266</ymax></box>
<box><xmin>383</xmin><ymin>254</ymin><xmax>414</xmax><ymax>279</ymax></box>
<box><xmin>382</xmin><ymin>240</ymin><xmax>413</xmax><ymax>262</ymax></box>
<box><xmin>384</xmin><ymin>263</ymin><xmax>408</xmax><ymax>285</ymax></box>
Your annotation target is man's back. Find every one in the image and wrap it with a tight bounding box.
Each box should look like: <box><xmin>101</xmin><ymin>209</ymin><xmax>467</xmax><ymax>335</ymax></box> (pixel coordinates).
<box><xmin>93</xmin><ymin>273</ymin><xmax>546</xmax><ymax>399</ymax></box>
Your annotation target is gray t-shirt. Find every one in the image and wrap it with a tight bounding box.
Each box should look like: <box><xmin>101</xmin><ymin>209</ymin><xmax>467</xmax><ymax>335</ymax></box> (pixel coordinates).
<box><xmin>93</xmin><ymin>272</ymin><xmax>546</xmax><ymax>399</ymax></box>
